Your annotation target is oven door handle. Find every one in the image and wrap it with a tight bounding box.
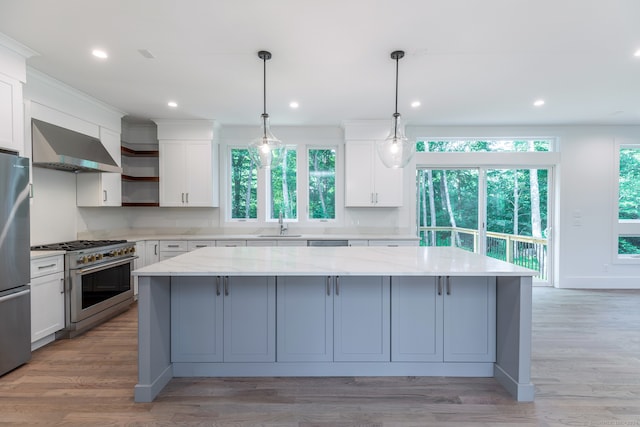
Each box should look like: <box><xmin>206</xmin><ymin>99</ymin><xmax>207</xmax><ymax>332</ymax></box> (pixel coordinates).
<box><xmin>75</xmin><ymin>256</ymin><xmax>137</xmax><ymax>275</ymax></box>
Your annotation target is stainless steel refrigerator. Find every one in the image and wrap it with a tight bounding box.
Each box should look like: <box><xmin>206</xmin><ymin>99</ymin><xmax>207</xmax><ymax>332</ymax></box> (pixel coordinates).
<box><xmin>0</xmin><ymin>151</ymin><xmax>31</xmax><ymax>376</ymax></box>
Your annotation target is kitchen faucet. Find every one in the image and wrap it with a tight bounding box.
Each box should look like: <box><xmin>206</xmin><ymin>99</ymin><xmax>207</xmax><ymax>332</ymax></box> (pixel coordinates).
<box><xmin>279</xmin><ymin>211</ymin><xmax>288</xmax><ymax>236</ymax></box>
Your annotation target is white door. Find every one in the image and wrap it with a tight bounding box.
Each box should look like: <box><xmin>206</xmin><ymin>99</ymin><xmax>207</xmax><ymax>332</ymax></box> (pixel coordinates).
<box><xmin>184</xmin><ymin>141</ymin><xmax>213</xmax><ymax>206</ymax></box>
<box><xmin>159</xmin><ymin>142</ymin><xmax>185</xmax><ymax>206</ymax></box>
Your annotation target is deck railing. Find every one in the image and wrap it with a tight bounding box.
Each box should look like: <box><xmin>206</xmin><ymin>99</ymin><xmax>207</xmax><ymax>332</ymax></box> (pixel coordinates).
<box><xmin>419</xmin><ymin>226</ymin><xmax>548</xmax><ymax>280</ymax></box>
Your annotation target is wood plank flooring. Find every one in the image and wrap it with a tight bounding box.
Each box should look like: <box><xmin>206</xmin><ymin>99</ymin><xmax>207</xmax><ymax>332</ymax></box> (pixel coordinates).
<box><xmin>1</xmin><ymin>287</ymin><xmax>640</xmax><ymax>426</ymax></box>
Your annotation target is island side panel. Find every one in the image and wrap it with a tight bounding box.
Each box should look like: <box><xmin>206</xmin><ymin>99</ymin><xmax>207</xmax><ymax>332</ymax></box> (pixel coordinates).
<box><xmin>134</xmin><ymin>275</ymin><xmax>173</xmax><ymax>403</ymax></box>
<box><xmin>495</xmin><ymin>275</ymin><xmax>535</xmax><ymax>402</ymax></box>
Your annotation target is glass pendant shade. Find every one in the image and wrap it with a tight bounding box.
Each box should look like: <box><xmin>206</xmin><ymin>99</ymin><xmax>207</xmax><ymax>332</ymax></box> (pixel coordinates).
<box><xmin>376</xmin><ymin>49</ymin><xmax>415</xmax><ymax>169</ymax></box>
<box><xmin>248</xmin><ymin>50</ymin><xmax>284</xmax><ymax>169</ymax></box>
<box><xmin>376</xmin><ymin>114</ymin><xmax>415</xmax><ymax>169</ymax></box>
<box><xmin>248</xmin><ymin>113</ymin><xmax>284</xmax><ymax>168</ymax></box>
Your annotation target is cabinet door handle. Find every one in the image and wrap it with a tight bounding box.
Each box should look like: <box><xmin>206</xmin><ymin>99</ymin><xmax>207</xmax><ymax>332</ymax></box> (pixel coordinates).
<box><xmin>167</xmin><ymin>244</ymin><xmax>180</xmax><ymax>248</ymax></box>
<box><xmin>446</xmin><ymin>276</ymin><xmax>451</xmax><ymax>295</ymax></box>
<box><xmin>103</xmin><ymin>190</ymin><xmax>107</xmax><ymax>202</ymax></box>
<box><xmin>154</xmin><ymin>244</ymin><xmax>158</xmax><ymax>255</ymax></box>
<box><xmin>437</xmin><ymin>276</ymin><xmax>442</xmax><ymax>296</ymax></box>
<box><xmin>326</xmin><ymin>276</ymin><xmax>331</xmax><ymax>296</ymax></box>
<box><xmin>181</xmin><ymin>192</ymin><xmax>185</xmax><ymax>203</ymax></box>
<box><xmin>60</xmin><ymin>278</ymin><xmax>64</xmax><ymax>294</ymax></box>
<box><xmin>335</xmin><ymin>276</ymin><xmax>340</xmax><ymax>296</ymax></box>
<box><xmin>186</xmin><ymin>193</ymin><xmax>189</xmax><ymax>204</ymax></box>
<box><xmin>38</xmin><ymin>263</ymin><xmax>57</xmax><ymax>270</ymax></box>
<box><xmin>375</xmin><ymin>193</ymin><xmax>378</xmax><ymax>204</ymax></box>
<box><xmin>224</xmin><ymin>276</ymin><xmax>229</xmax><ymax>296</ymax></box>
<box><xmin>370</xmin><ymin>193</ymin><xmax>374</xmax><ymax>204</ymax></box>
<box><xmin>216</xmin><ymin>276</ymin><xmax>221</xmax><ymax>296</ymax></box>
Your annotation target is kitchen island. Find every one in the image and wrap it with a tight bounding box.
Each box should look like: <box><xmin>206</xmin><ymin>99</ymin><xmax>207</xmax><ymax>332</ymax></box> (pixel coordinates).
<box><xmin>133</xmin><ymin>246</ymin><xmax>536</xmax><ymax>402</ymax></box>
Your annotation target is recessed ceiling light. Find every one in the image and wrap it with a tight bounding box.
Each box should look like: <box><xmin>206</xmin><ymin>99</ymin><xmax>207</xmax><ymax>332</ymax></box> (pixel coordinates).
<box><xmin>289</xmin><ymin>101</ymin><xmax>299</xmax><ymax>109</ymax></box>
<box><xmin>91</xmin><ymin>49</ymin><xmax>108</xmax><ymax>59</ymax></box>
<box><xmin>634</xmin><ymin>49</ymin><xmax>640</xmax><ymax>57</ymax></box>
<box><xmin>411</xmin><ymin>101</ymin><xmax>421</xmax><ymax>108</ymax></box>
<box><xmin>167</xmin><ymin>101</ymin><xmax>178</xmax><ymax>108</ymax></box>
<box><xmin>533</xmin><ymin>99</ymin><xmax>545</xmax><ymax>107</ymax></box>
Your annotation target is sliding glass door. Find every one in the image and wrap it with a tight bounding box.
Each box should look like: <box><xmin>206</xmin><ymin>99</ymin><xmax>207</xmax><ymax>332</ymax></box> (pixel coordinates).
<box><xmin>418</xmin><ymin>167</ymin><xmax>551</xmax><ymax>284</ymax></box>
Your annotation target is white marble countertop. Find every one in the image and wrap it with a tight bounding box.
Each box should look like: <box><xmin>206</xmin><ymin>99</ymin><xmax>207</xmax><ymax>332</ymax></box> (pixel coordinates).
<box><xmin>112</xmin><ymin>233</ymin><xmax>419</xmax><ymax>242</ymax></box>
<box><xmin>30</xmin><ymin>250</ymin><xmax>66</xmax><ymax>260</ymax></box>
<box><xmin>133</xmin><ymin>246</ymin><xmax>537</xmax><ymax>277</ymax></box>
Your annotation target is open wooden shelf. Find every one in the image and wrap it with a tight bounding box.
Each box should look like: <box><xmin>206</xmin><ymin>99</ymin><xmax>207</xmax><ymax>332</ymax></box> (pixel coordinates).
<box><xmin>122</xmin><ymin>202</ymin><xmax>160</xmax><ymax>207</ymax></box>
<box><xmin>121</xmin><ymin>146</ymin><xmax>159</xmax><ymax>157</ymax></box>
<box><xmin>122</xmin><ymin>175</ymin><xmax>160</xmax><ymax>182</ymax></box>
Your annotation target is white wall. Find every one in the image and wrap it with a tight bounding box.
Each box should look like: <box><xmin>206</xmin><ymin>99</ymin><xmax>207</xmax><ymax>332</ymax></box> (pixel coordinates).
<box><xmin>30</xmin><ymin>168</ymin><xmax>76</xmax><ymax>245</ymax></box>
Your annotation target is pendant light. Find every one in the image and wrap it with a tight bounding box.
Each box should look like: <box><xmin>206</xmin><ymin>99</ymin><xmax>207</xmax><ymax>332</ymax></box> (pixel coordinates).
<box><xmin>376</xmin><ymin>50</ymin><xmax>415</xmax><ymax>169</ymax></box>
<box><xmin>248</xmin><ymin>50</ymin><xmax>284</xmax><ymax>169</ymax></box>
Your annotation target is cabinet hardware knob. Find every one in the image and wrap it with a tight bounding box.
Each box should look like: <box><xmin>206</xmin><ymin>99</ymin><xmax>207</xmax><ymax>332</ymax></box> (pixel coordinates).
<box><xmin>437</xmin><ymin>277</ymin><xmax>442</xmax><ymax>296</ymax></box>
<box><xmin>335</xmin><ymin>276</ymin><xmax>340</xmax><ymax>296</ymax></box>
<box><xmin>216</xmin><ymin>276</ymin><xmax>221</xmax><ymax>296</ymax></box>
<box><xmin>446</xmin><ymin>276</ymin><xmax>451</xmax><ymax>295</ymax></box>
<box><xmin>224</xmin><ymin>276</ymin><xmax>229</xmax><ymax>296</ymax></box>
<box><xmin>326</xmin><ymin>276</ymin><xmax>331</xmax><ymax>296</ymax></box>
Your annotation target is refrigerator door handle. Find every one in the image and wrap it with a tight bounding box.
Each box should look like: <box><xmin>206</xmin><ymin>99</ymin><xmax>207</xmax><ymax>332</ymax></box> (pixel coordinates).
<box><xmin>0</xmin><ymin>288</ymin><xmax>30</xmax><ymax>303</ymax></box>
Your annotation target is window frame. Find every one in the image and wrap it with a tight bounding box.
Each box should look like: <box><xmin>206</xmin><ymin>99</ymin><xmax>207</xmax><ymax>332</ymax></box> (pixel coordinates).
<box><xmin>307</xmin><ymin>146</ymin><xmax>338</xmax><ymax>222</ymax></box>
<box><xmin>224</xmin><ymin>142</ymin><xmax>343</xmax><ymax>228</ymax></box>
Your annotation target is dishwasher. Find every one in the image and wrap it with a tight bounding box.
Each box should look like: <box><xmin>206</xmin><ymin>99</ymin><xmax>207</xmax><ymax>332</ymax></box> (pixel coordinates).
<box><xmin>307</xmin><ymin>240</ymin><xmax>349</xmax><ymax>247</ymax></box>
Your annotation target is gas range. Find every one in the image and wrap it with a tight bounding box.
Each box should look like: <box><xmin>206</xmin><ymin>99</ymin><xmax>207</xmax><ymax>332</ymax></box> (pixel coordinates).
<box><xmin>30</xmin><ymin>239</ymin><xmax>136</xmax><ymax>338</ymax></box>
<box><xmin>31</xmin><ymin>240</ymin><xmax>136</xmax><ymax>269</ymax></box>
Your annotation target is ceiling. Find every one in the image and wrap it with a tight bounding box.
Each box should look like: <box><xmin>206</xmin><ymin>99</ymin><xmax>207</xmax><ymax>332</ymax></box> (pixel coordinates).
<box><xmin>1</xmin><ymin>0</ymin><xmax>640</xmax><ymax>127</ymax></box>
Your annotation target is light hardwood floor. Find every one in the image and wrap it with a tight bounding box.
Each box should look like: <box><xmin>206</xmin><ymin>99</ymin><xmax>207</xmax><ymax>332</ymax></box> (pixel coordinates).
<box><xmin>1</xmin><ymin>287</ymin><xmax>640</xmax><ymax>426</ymax></box>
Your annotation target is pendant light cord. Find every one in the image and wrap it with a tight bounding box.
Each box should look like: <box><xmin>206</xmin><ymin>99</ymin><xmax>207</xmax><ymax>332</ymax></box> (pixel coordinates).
<box><xmin>393</xmin><ymin>55</ymin><xmax>399</xmax><ymax>138</ymax></box>
<box><xmin>394</xmin><ymin>55</ymin><xmax>399</xmax><ymax>117</ymax></box>
<box><xmin>262</xmin><ymin>54</ymin><xmax>267</xmax><ymax>138</ymax></box>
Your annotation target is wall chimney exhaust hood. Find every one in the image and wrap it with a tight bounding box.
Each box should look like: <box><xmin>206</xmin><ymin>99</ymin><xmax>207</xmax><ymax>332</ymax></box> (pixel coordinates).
<box><xmin>31</xmin><ymin>119</ymin><xmax>122</xmax><ymax>173</ymax></box>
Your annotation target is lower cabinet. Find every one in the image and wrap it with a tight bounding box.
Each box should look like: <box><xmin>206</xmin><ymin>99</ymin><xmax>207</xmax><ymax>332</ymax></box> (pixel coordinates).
<box><xmin>276</xmin><ymin>276</ymin><xmax>333</xmax><ymax>362</ymax></box>
<box><xmin>171</xmin><ymin>276</ymin><xmax>276</xmax><ymax>363</ymax></box>
<box><xmin>276</xmin><ymin>276</ymin><xmax>390</xmax><ymax>362</ymax></box>
<box><xmin>391</xmin><ymin>276</ymin><xmax>496</xmax><ymax>363</ymax></box>
<box><xmin>170</xmin><ymin>274</ymin><xmax>494</xmax><ymax>369</ymax></box>
<box><xmin>333</xmin><ymin>276</ymin><xmax>390</xmax><ymax>362</ymax></box>
<box><xmin>30</xmin><ymin>255</ymin><xmax>65</xmax><ymax>349</ymax></box>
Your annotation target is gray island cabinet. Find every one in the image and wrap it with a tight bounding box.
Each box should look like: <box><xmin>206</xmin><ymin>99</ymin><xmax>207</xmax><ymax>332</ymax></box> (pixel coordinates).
<box><xmin>133</xmin><ymin>246</ymin><xmax>536</xmax><ymax>402</ymax></box>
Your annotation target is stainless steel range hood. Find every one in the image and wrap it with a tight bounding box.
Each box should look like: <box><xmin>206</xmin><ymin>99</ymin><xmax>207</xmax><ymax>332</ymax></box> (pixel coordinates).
<box><xmin>31</xmin><ymin>119</ymin><xmax>122</xmax><ymax>173</ymax></box>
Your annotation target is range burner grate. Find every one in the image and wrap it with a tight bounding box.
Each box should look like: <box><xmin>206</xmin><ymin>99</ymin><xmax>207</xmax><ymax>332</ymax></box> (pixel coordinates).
<box><xmin>31</xmin><ymin>240</ymin><xmax>128</xmax><ymax>251</ymax></box>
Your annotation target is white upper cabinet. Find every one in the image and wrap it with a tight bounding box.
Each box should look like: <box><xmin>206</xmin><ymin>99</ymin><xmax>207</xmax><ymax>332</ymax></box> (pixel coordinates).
<box><xmin>0</xmin><ymin>35</ymin><xmax>35</xmax><ymax>155</ymax></box>
<box><xmin>76</xmin><ymin>127</ymin><xmax>122</xmax><ymax>206</ymax></box>
<box><xmin>159</xmin><ymin>140</ymin><xmax>218</xmax><ymax>207</ymax></box>
<box><xmin>345</xmin><ymin>140</ymin><xmax>403</xmax><ymax>207</ymax></box>
<box><xmin>155</xmin><ymin>120</ymin><xmax>219</xmax><ymax>208</ymax></box>
<box><xmin>0</xmin><ymin>74</ymin><xmax>23</xmax><ymax>154</ymax></box>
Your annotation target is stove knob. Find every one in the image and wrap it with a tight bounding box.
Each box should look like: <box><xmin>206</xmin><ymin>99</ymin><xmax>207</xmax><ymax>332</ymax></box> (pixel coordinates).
<box><xmin>116</xmin><ymin>249</ymin><xmax>123</xmax><ymax>256</ymax></box>
<box><xmin>87</xmin><ymin>255</ymin><xmax>96</xmax><ymax>262</ymax></box>
<box><xmin>130</xmin><ymin>246</ymin><xmax>136</xmax><ymax>253</ymax></box>
<box><xmin>96</xmin><ymin>253</ymin><xmax>103</xmax><ymax>260</ymax></box>
<box><xmin>80</xmin><ymin>256</ymin><xmax>88</xmax><ymax>264</ymax></box>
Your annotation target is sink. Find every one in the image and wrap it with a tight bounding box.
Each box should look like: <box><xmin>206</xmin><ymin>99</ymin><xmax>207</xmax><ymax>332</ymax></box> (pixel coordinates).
<box><xmin>257</xmin><ymin>234</ymin><xmax>303</xmax><ymax>238</ymax></box>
